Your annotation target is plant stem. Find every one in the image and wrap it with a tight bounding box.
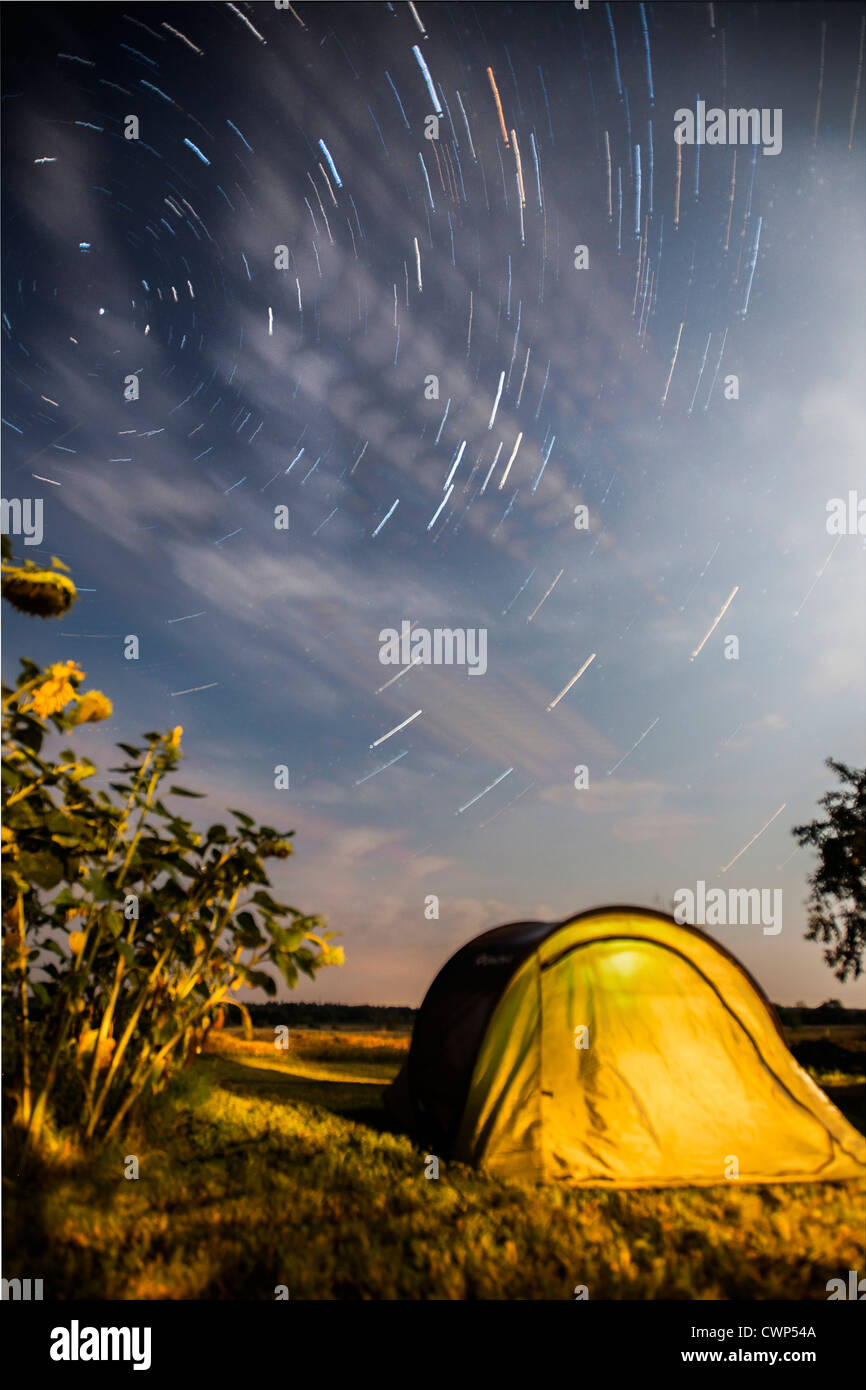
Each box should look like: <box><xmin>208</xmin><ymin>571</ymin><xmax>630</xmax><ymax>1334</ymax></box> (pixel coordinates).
<box><xmin>82</xmin><ymin>768</ymin><xmax>161</xmax><ymax>1116</ymax></box>
<box><xmin>15</xmin><ymin>889</ymin><xmax>32</xmax><ymax>1127</ymax></box>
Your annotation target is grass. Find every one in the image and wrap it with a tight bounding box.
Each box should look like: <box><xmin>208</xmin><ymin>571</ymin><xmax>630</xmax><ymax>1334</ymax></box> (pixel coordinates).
<box><xmin>4</xmin><ymin>1025</ymin><xmax>864</xmax><ymax>1300</ymax></box>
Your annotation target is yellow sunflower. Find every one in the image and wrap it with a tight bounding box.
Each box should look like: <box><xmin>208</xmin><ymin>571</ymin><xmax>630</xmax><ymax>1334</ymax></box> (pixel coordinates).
<box><xmin>72</xmin><ymin>690</ymin><xmax>113</xmax><ymax>724</ymax></box>
<box><xmin>24</xmin><ymin>661</ymin><xmax>85</xmax><ymax>718</ymax></box>
<box><xmin>1</xmin><ymin>565</ymin><xmax>77</xmax><ymax>617</ymax></box>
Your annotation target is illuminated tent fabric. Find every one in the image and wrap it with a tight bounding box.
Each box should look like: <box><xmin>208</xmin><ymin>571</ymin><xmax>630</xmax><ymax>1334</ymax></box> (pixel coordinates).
<box><xmin>399</xmin><ymin>906</ymin><xmax>866</xmax><ymax>1188</ymax></box>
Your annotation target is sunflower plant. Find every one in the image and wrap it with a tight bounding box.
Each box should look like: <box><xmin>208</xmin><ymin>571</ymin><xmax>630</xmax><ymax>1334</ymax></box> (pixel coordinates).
<box><xmin>2</xmin><ymin>540</ymin><xmax>340</xmax><ymax>1149</ymax></box>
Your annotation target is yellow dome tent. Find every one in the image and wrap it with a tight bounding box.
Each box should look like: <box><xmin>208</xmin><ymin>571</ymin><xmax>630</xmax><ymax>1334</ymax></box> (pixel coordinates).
<box><xmin>400</xmin><ymin>906</ymin><xmax>866</xmax><ymax>1188</ymax></box>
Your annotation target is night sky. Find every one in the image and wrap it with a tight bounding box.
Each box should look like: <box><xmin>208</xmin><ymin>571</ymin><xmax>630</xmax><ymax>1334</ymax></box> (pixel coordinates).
<box><xmin>2</xmin><ymin>2</ymin><xmax>864</xmax><ymax>1006</ymax></box>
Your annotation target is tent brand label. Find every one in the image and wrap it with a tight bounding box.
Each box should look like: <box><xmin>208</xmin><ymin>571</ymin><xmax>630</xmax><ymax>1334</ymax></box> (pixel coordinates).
<box><xmin>49</xmin><ymin>1320</ymin><xmax>151</xmax><ymax>1370</ymax></box>
<box><xmin>378</xmin><ymin>620</ymin><xmax>487</xmax><ymax>675</ymax></box>
<box><xmin>673</xmin><ymin>881</ymin><xmax>782</xmax><ymax>935</ymax></box>
<box><xmin>673</xmin><ymin>101</ymin><xmax>782</xmax><ymax>155</ymax></box>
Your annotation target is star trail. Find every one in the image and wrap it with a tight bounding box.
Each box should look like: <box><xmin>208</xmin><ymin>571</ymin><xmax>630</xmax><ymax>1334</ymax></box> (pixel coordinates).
<box><xmin>1</xmin><ymin>1</ymin><xmax>864</xmax><ymax>1005</ymax></box>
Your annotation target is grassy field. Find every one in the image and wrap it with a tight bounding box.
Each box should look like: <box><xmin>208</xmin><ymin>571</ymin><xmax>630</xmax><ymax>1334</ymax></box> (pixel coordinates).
<box><xmin>4</xmin><ymin>1025</ymin><xmax>864</xmax><ymax>1300</ymax></box>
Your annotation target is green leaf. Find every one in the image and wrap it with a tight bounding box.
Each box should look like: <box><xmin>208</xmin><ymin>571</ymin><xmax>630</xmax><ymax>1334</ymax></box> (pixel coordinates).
<box><xmin>67</xmin><ymin>759</ymin><xmax>96</xmax><ymax>783</ymax></box>
<box><xmin>228</xmin><ymin>809</ymin><xmax>254</xmax><ymax>827</ymax></box>
<box><xmin>115</xmin><ymin>940</ymin><xmax>136</xmax><ymax>967</ymax></box>
<box><xmin>50</xmin><ymin>888</ymin><xmax>80</xmax><ymax>908</ymax></box>
<box><xmin>276</xmin><ymin>959</ymin><xmax>298</xmax><ymax>989</ymax></box>
<box><xmin>16</xmin><ymin>721</ymin><xmax>44</xmax><ymax>754</ymax></box>
<box><xmin>17</xmin><ymin>658</ymin><xmax>40</xmax><ymax>684</ymax></box>
<box><xmin>86</xmin><ymin>873</ymin><xmax>114</xmax><ymax>902</ymax></box>
<box><xmin>252</xmin><ymin>889</ymin><xmax>290</xmax><ymax>913</ymax></box>
<box><xmin>17</xmin><ymin>850</ymin><xmax>64</xmax><ymax>889</ymax></box>
<box><xmin>117</xmin><ymin>743</ymin><xmax>142</xmax><ymax>759</ymax></box>
<box><xmin>234</xmin><ymin>910</ymin><xmax>264</xmax><ymax>948</ymax></box>
<box><xmin>41</xmin><ymin>937</ymin><xmax>69</xmax><ymax>957</ymax></box>
<box><xmin>295</xmin><ymin>949</ymin><xmax>317</xmax><ymax>980</ymax></box>
<box><xmin>168</xmin><ymin>786</ymin><xmax>207</xmax><ymax>798</ymax></box>
<box><xmin>246</xmin><ymin>969</ymin><xmax>277</xmax><ymax>996</ymax></box>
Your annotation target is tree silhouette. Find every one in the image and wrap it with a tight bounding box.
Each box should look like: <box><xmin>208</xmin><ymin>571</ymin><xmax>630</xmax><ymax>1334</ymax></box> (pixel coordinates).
<box><xmin>792</xmin><ymin>760</ymin><xmax>866</xmax><ymax>982</ymax></box>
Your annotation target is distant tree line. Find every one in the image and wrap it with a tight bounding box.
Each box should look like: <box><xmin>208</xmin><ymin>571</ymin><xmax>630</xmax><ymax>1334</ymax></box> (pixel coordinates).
<box><xmin>245</xmin><ymin>1000</ymin><xmax>862</xmax><ymax>1031</ymax></box>
<box><xmin>775</xmin><ymin>1001</ymin><xmax>865</xmax><ymax>1028</ymax></box>
<box><xmin>247</xmin><ymin>1001</ymin><xmax>417</xmax><ymax>1029</ymax></box>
